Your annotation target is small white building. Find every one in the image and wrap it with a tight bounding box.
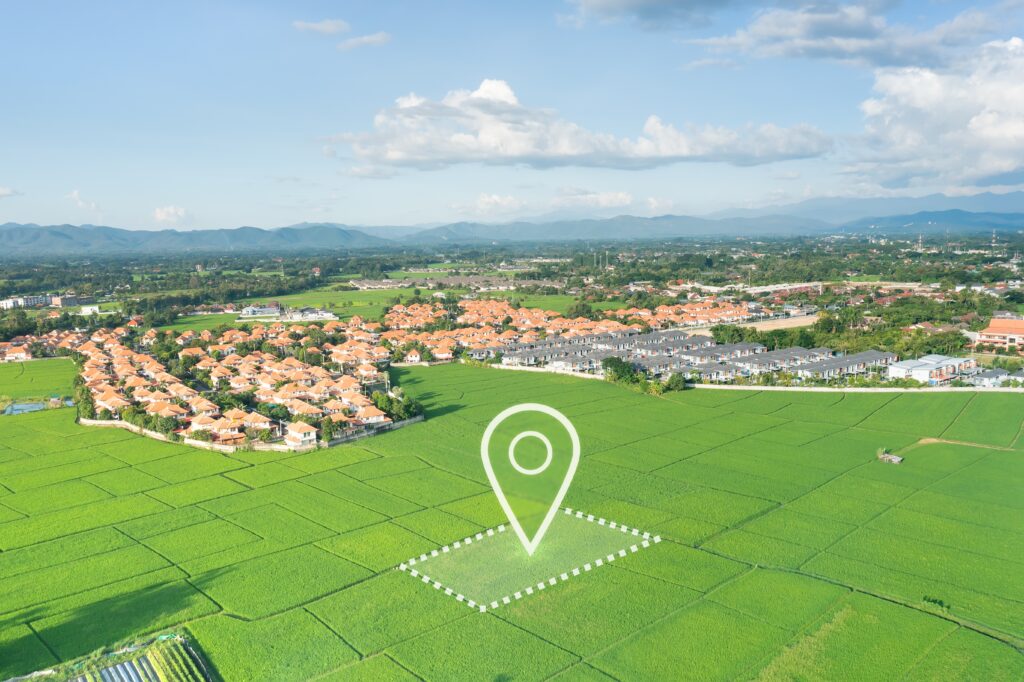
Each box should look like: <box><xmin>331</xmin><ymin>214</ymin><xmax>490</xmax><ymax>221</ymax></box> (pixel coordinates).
<box><xmin>887</xmin><ymin>355</ymin><xmax>976</xmax><ymax>385</ymax></box>
<box><xmin>284</xmin><ymin>421</ymin><xmax>318</xmax><ymax>448</ymax></box>
<box><xmin>969</xmin><ymin>368</ymin><xmax>1010</xmax><ymax>387</ymax></box>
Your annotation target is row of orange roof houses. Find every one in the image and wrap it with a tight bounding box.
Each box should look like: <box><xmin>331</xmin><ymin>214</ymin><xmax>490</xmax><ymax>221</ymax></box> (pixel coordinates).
<box><xmin>603</xmin><ymin>300</ymin><xmax>760</xmax><ymax>327</ymax></box>
<box><xmin>0</xmin><ymin>342</ymin><xmax>33</xmax><ymax>362</ymax></box>
<box><xmin>390</xmin><ymin>298</ymin><xmax>758</xmax><ymax>333</ymax></box>
<box><xmin>29</xmin><ymin>323</ymin><xmax>393</xmax><ymax>449</ymax></box>
<box><xmin>377</xmin><ymin>299</ymin><xmax>760</xmax><ymax>360</ymax></box>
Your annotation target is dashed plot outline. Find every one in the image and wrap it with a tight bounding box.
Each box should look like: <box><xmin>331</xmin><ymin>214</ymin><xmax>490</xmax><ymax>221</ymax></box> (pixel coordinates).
<box><xmin>396</xmin><ymin>507</ymin><xmax>662</xmax><ymax>613</ymax></box>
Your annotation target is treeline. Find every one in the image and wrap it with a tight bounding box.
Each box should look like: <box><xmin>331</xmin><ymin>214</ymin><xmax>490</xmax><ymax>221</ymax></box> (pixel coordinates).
<box><xmin>601</xmin><ymin>357</ymin><xmax>689</xmax><ymax>395</ymax></box>
<box><xmin>708</xmin><ymin>291</ymin><xmax>1003</xmax><ymax>358</ymax></box>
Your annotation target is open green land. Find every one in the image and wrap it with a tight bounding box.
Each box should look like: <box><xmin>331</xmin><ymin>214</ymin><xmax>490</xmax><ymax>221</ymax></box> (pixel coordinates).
<box><xmin>0</xmin><ymin>359</ymin><xmax>76</xmax><ymax>403</ymax></box>
<box><xmin>241</xmin><ymin>287</ymin><xmax>447</xmax><ymax>321</ymax></box>
<box><xmin>481</xmin><ymin>294</ymin><xmax>625</xmax><ymax>314</ymax></box>
<box><xmin>158</xmin><ymin>313</ymin><xmax>242</xmax><ymax>332</ymax></box>
<box><xmin>0</xmin><ymin>361</ymin><xmax>1022</xmax><ymax>680</ymax></box>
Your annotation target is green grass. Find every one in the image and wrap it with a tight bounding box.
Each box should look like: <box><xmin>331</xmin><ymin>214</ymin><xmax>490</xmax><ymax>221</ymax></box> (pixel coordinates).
<box><xmin>158</xmin><ymin>313</ymin><xmax>240</xmax><ymax>332</ymax></box>
<box><xmin>0</xmin><ymin>360</ymin><xmax>1021</xmax><ymax>680</ymax></box>
<box><xmin>0</xmin><ymin>359</ymin><xmax>75</xmax><ymax>402</ymax></box>
<box><xmin>481</xmin><ymin>293</ymin><xmax>625</xmax><ymax>315</ymax></box>
<box><xmin>241</xmin><ymin>287</ymin><xmax>434</xmax><ymax>321</ymax></box>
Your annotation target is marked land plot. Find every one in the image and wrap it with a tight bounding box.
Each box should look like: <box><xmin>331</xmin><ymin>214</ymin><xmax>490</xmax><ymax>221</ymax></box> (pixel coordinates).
<box><xmin>398</xmin><ymin>508</ymin><xmax>661</xmax><ymax>612</ymax></box>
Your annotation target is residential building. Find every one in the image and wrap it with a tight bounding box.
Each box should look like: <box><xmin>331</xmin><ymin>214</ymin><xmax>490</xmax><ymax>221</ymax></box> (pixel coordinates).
<box><xmin>975</xmin><ymin>318</ymin><xmax>1024</xmax><ymax>350</ymax></box>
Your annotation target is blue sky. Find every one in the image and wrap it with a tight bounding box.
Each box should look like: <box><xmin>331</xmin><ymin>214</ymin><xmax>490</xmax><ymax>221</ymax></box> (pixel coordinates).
<box><xmin>1</xmin><ymin>1</ymin><xmax>1022</xmax><ymax>229</ymax></box>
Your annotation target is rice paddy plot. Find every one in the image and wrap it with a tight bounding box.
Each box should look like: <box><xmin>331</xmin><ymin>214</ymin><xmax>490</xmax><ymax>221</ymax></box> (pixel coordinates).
<box><xmin>1</xmin><ymin>360</ymin><xmax>1022</xmax><ymax>680</ymax></box>
<box><xmin>397</xmin><ymin>510</ymin><xmax>664</xmax><ymax>611</ymax></box>
<box><xmin>940</xmin><ymin>392</ymin><xmax>1024</xmax><ymax>447</ymax></box>
<box><xmin>0</xmin><ymin>359</ymin><xmax>75</xmax><ymax>401</ymax></box>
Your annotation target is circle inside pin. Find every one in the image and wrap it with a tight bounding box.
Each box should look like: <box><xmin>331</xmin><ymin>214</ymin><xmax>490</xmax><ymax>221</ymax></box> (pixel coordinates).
<box><xmin>508</xmin><ymin>430</ymin><xmax>553</xmax><ymax>476</ymax></box>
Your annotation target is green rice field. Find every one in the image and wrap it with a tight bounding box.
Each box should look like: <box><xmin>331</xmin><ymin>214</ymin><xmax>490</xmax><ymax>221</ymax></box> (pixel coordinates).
<box><xmin>0</xmin><ymin>359</ymin><xmax>76</xmax><ymax>403</ymax></box>
<box><xmin>0</xmin><ymin>361</ymin><xmax>1021</xmax><ymax>680</ymax></box>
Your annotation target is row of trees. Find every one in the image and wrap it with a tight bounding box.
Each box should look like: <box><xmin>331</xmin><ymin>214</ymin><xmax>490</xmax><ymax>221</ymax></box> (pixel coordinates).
<box><xmin>601</xmin><ymin>357</ymin><xmax>688</xmax><ymax>395</ymax></box>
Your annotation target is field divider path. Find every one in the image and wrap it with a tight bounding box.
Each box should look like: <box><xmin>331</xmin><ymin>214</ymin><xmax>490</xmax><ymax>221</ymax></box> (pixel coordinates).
<box><xmin>788</xmin><ymin>447</ymin><xmax>1024</xmax><ymax>647</ymax></box>
<box><xmin>848</xmin><ymin>393</ymin><xmax>902</xmax><ymax>430</ymax></box>
<box><xmin>733</xmin><ymin>580</ymin><xmax>854</xmax><ymax>681</ymax></box>
<box><xmin>899</xmin><ymin>623</ymin><xmax>963</xmax><ymax>679</ymax></box>
<box><xmin>1009</xmin><ymin>418</ymin><xmax>1024</xmax><ymax>450</ymax></box>
<box><xmin>303</xmin><ymin>605</ymin><xmax>364</xmax><ymax>657</ymax></box>
<box><xmin>900</xmin><ymin>436</ymin><xmax>1015</xmax><ymax>454</ymax></box>
<box><xmin>577</xmin><ymin>565</ymin><xmax>757</xmax><ymax>674</ymax></box>
<box><xmin>938</xmin><ymin>392</ymin><xmax>978</xmax><ymax>440</ymax></box>
<box><xmin>777</xmin><ymin>562</ymin><xmax>1022</xmax><ymax>649</ymax></box>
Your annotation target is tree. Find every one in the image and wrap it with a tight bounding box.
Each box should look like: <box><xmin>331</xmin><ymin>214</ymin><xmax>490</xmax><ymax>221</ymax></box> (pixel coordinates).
<box><xmin>565</xmin><ymin>301</ymin><xmax>596</xmax><ymax>320</ymax></box>
<box><xmin>156</xmin><ymin>416</ymin><xmax>180</xmax><ymax>435</ymax></box>
<box><xmin>601</xmin><ymin>356</ymin><xmax>640</xmax><ymax>384</ymax></box>
<box><xmin>320</xmin><ymin>417</ymin><xmax>336</xmax><ymax>443</ymax></box>
<box><xmin>245</xmin><ymin>427</ymin><xmax>272</xmax><ymax>442</ymax></box>
<box><xmin>664</xmin><ymin>373</ymin><xmax>688</xmax><ymax>392</ymax></box>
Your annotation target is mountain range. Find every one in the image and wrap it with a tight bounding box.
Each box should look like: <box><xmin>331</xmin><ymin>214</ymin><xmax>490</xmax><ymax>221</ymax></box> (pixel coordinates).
<box><xmin>1</xmin><ymin>200</ymin><xmax>1023</xmax><ymax>257</ymax></box>
<box><xmin>708</xmin><ymin>191</ymin><xmax>1024</xmax><ymax>223</ymax></box>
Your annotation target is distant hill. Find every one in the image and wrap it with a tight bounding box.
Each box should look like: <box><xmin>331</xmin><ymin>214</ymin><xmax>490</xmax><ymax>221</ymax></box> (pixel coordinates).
<box><xmin>839</xmin><ymin>210</ymin><xmax>1024</xmax><ymax>234</ymax></box>
<box><xmin>0</xmin><ymin>222</ymin><xmax>392</xmax><ymax>256</ymax></box>
<box><xmin>1</xmin><ymin>208</ymin><xmax>1021</xmax><ymax>256</ymax></box>
<box><xmin>405</xmin><ymin>214</ymin><xmax>834</xmax><ymax>244</ymax></box>
<box><xmin>710</xmin><ymin>191</ymin><xmax>1024</xmax><ymax>224</ymax></box>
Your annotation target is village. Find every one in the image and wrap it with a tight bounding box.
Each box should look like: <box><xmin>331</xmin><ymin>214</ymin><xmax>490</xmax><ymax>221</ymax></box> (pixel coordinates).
<box><xmin>1</xmin><ymin>316</ymin><xmax>417</xmax><ymax>452</ymax></box>
<box><xmin>3</xmin><ymin>294</ymin><xmax>1022</xmax><ymax>449</ymax></box>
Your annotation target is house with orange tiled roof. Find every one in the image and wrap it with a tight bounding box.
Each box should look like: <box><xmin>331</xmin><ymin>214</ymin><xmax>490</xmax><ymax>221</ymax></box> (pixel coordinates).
<box><xmin>354</xmin><ymin>404</ymin><xmax>391</xmax><ymax>425</ymax></box>
<box><xmin>975</xmin><ymin>318</ymin><xmax>1024</xmax><ymax>351</ymax></box>
<box><xmin>284</xmin><ymin>421</ymin><xmax>318</xmax><ymax>448</ymax></box>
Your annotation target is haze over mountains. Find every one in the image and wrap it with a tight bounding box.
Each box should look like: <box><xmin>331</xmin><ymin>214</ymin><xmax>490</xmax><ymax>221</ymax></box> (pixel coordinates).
<box><xmin>2</xmin><ymin>192</ymin><xmax>1023</xmax><ymax>256</ymax></box>
<box><xmin>709</xmin><ymin>191</ymin><xmax>1024</xmax><ymax>224</ymax></box>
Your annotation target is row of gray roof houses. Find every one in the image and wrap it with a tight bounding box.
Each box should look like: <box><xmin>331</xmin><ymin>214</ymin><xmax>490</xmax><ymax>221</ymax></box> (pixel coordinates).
<box><xmin>498</xmin><ymin>329</ymin><xmax>898</xmax><ymax>382</ymax></box>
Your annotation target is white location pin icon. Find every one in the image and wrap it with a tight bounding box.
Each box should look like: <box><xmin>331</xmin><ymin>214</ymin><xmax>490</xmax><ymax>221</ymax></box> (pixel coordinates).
<box><xmin>481</xmin><ymin>403</ymin><xmax>580</xmax><ymax>556</ymax></box>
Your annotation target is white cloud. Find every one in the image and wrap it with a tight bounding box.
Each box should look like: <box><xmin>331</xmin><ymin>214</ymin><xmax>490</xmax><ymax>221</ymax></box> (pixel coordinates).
<box><xmin>338</xmin><ymin>32</ymin><xmax>391</xmax><ymax>51</ymax></box>
<box><xmin>337</xmin><ymin>79</ymin><xmax>831</xmax><ymax>170</ymax></box>
<box><xmin>0</xmin><ymin>186</ymin><xmax>21</xmax><ymax>199</ymax></box>
<box><xmin>293</xmin><ymin>19</ymin><xmax>350</xmax><ymax>35</ymax></box>
<box><xmin>65</xmin><ymin>189</ymin><xmax>99</xmax><ymax>212</ymax></box>
<box><xmin>563</xmin><ymin>0</ymin><xmax>747</xmax><ymax>29</ymax></box>
<box><xmin>153</xmin><ymin>205</ymin><xmax>187</xmax><ymax>224</ymax></box>
<box><xmin>345</xmin><ymin>165</ymin><xmax>397</xmax><ymax>179</ymax></box>
<box><xmin>645</xmin><ymin>196</ymin><xmax>676</xmax><ymax>214</ymax></box>
<box><xmin>476</xmin><ymin>193</ymin><xmax>524</xmax><ymax>214</ymax></box>
<box><xmin>680</xmin><ymin>57</ymin><xmax>739</xmax><ymax>71</ymax></box>
<box><xmin>551</xmin><ymin>187</ymin><xmax>634</xmax><ymax>208</ymax></box>
<box><xmin>695</xmin><ymin>4</ymin><xmax>994</xmax><ymax>67</ymax></box>
<box><xmin>853</xmin><ymin>37</ymin><xmax>1024</xmax><ymax>188</ymax></box>
<box><xmin>452</xmin><ymin>193</ymin><xmax>525</xmax><ymax>216</ymax></box>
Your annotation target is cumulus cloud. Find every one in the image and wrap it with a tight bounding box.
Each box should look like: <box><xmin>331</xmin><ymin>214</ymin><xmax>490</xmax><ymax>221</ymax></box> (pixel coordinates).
<box><xmin>476</xmin><ymin>193</ymin><xmax>524</xmax><ymax>214</ymax></box>
<box><xmin>153</xmin><ymin>205</ymin><xmax>187</xmax><ymax>224</ymax></box>
<box><xmin>338</xmin><ymin>32</ymin><xmax>391</xmax><ymax>51</ymax></box>
<box><xmin>0</xmin><ymin>186</ymin><xmax>21</xmax><ymax>199</ymax></box>
<box><xmin>293</xmin><ymin>19</ymin><xmax>350</xmax><ymax>34</ymax></box>
<box><xmin>695</xmin><ymin>4</ymin><xmax>994</xmax><ymax>67</ymax></box>
<box><xmin>645</xmin><ymin>196</ymin><xmax>676</xmax><ymax>214</ymax></box>
<box><xmin>336</xmin><ymin>79</ymin><xmax>831</xmax><ymax>170</ymax></box>
<box><xmin>451</xmin><ymin>193</ymin><xmax>525</xmax><ymax>216</ymax></box>
<box><xmin>551</xmin><ymin>187</ymin><xmax>634</xmax><ymax>208</ymax></box>
<box><xmin>562</xmin><ymin>0</ymin><xmax>747</xmax><ymax>29</ymax></box>
<box><xmin>65</xmin><ymin>189</ymin><xmax>99</xmax><ymax>212</ymax></box>
<box><xmin>852</xmin><ymin>37</ymin><xmax>1024</xmax><ymax>188</ymax></box>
